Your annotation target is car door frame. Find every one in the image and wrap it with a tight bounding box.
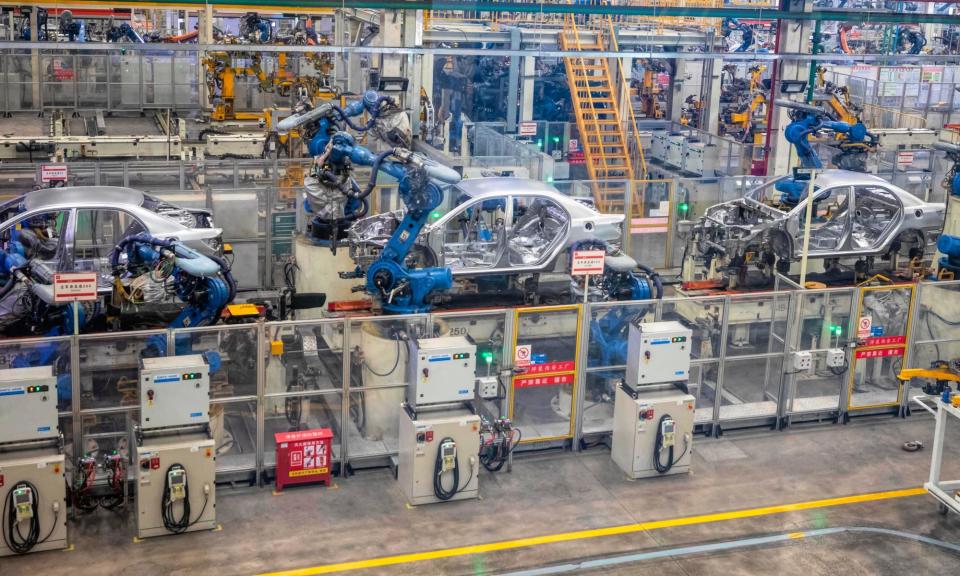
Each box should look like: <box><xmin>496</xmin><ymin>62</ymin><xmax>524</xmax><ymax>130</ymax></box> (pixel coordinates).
<box><xmin>427</xmin><ymin>195</ymin><xmax>511</xmax><ymax>276</ymax></box>
<box><xmin>65</xmin><ymin>206</ymin><xmax>147</xmax><ymax>293</ymax></box>
<box><xmin>787</xmin><ymin>185</ymin><xmax>853</xmax><ymax>258</ymax></box>
<box><xmin>848</xmin><ymin>183</ymin><xmax>905</xmax><ymax>255</ymax></box>
<box><xmin>502</xmin><ymin>191</ymin><xmax>572</xmax><ymax>274</ymax></box>
<box><xmin>0</xmin><ymin>207</ymin><xmax>75</xmax><ymax>274</ymax></box>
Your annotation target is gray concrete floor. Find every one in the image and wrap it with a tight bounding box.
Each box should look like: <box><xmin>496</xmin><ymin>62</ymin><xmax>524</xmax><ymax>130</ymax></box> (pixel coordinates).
<box><xmin>8</xmin><ymin>414</ymin><xmax>960</xmax><ymax>576</ymax></box>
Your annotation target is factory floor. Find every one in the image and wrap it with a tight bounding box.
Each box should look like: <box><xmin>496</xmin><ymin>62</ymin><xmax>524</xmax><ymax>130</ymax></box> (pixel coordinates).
<box><xmin>12</xmin><ymin>413</ymin><xmax>960</xmax><ymax>576</ymax></box>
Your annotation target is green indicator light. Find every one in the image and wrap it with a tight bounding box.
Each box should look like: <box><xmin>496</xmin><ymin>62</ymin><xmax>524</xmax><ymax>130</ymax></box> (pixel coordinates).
<box><xmin>678</xmin><ymin>202</ymin><xmax>690</xmax><ymax>214</ymax></box>
<box><xmin>552</xmin><ymin>136</ymin><xmax>560</xmax><ymax>143</ymax></box>
<box><xmin>547</xmin><ymin>177</ymin><xmax>554</xmax><ymax>183</ymax></box>
<box><xmin>482</xmin><ymin>351</ymin><xmax>494</xmax><ymax>364</ymax></box>
<box><xmin>537</xmin><ymin>139</ymin><xmax>543</xmax><ymax>148</ymax></box>
<box><xmin>431</xmin><ymin>211</ymin><xmax>441</xmax><ymax>219</ymax></box>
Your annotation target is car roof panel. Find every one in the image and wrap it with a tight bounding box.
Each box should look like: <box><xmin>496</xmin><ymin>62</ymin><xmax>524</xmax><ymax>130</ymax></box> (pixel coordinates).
<box><xmin>23</xmin><ymin>186</ymin><xmax>145</xmax><ymax>212</ymax></box>
<box><xmin>454</xmin><ymin>177</ymin><xmax>557</xmax><ymax>198</ymax></box>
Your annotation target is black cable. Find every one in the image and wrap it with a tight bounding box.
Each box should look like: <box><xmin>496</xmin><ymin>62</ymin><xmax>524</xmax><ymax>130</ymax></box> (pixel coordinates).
<box><xmin>161</xmin><ymin>464</ymin><xmax>190</xmax><ymax>533</ymax></box>
<box><xmin>362</xmin><ymin>338</ymin><xmax>402</xmax><ymax>377</ymax></box>
<box><xmin>433</xmin><ymin>437</ymin><xmax>460</xmax><ymax>501</ymax></box>
<box><xmin>653</xmin><ymin>415</ymin><xmax>675</xmax><ymax>474</ymax></box>
<box><xmin>160</xmin><ymin>464</ymin><xmax>209</xmax><ymax>535</ymax></box>
<box><xmin>3</xmin><ymin>480</ymin><xmax>58</xmax><ymax>554</ymax></box>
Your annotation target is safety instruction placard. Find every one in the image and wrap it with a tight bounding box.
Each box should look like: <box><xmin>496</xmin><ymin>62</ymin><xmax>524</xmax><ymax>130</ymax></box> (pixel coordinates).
<box><xmin>514</xmin><ymin>373</ymin><xmax>574</xmax><ymax>389</ymax></box>
<box><xmin>571</xmin><ymin>250</ymin><xmax>605</xmax><ymax>276</ymax></box>
<box><xmin>53</xmin><ymin>273</ymin><xmax>98</xmax><ymax>302</ymax></box>
<box><xmin>40</xmin><ymin>164</ymin><xmax>68</xmax><ymax>183</ymax></box>
<box><xmin>856</xmin><ymin>316</ymin><xmax>873</xmax><ymax>339</ymax></box>
<box><xmin>514</xmin><ymin>345</ymin><xmax>532</xmax><ymax>368</ymax></box>
<box><xmin>519</xmin><ymin>122</ymin><xmax>537</xmax><ymax>137</ymax></box>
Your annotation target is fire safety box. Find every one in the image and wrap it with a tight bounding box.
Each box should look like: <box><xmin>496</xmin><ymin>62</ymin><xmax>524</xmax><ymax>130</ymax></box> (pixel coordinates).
<box><xmin>274</xmin><ymin>428</ymin><xmax>333</xmax><ymax>491</ymax></box>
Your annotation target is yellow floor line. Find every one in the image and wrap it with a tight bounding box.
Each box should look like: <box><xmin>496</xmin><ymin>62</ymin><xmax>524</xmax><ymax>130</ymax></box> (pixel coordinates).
<box><xmin>257</xmin><ymin>486</ymin><xmax>926</xmax><ymax>576</ymax></box>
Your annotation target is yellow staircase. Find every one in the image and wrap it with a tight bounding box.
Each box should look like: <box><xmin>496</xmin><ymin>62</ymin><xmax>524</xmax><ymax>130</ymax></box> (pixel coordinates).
<box><xmin>560</xmin><ymin>13</ymin><xmax>647</xmax><ymax>213</ymax></box>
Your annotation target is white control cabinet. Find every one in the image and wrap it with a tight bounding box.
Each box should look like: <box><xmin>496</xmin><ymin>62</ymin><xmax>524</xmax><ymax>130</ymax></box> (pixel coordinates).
<box><xmin>612</xmin><ymin>387</ymin><xmax>695</xmax><ymax>479</ymax></box>
<box><xmin>398</xmin><ymin>408</ymin><xmax>480</xmax><ymax>505</ymax></box>
<box><xmin>140</xmin><ymin>355</ymin><xmax>211</xmax><ymax>430</ymax></box>
<box><xmin>626</xmin><ymin>321</ymin><xmax>693</xmax><ymax>386</ymax></box>
<box><xmin>406</xmin><ymin>336</ymin><xmax>476</xmax><ymax>407</ymax></box>
<box><xmin>136</xmin><ymin>433</ymin><xmax>217</xmax><ymax>539</ymax></box>
<box><xmin>0</xmin><ymin>366</ymin><xmax>59</xmax><ymax>444</ymax></box>
<box><xmin>0</xmin><ymin>449</ymin><xmax>67</xmax><ymax>557</ymax></box>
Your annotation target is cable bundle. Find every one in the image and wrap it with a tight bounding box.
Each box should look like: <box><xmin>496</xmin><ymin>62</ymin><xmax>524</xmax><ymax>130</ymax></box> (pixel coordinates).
<box><xmin>3</xmin><ymin>481</ymin><xmax>58</xmax><ymax>554</ymax></box>
<box><xmin>160</xmin><ymin>464</ymin><xmax>209</xmax><ymax>534</ymax></box>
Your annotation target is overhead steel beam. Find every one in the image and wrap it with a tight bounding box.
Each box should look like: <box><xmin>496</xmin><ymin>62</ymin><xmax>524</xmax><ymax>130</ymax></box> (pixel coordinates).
<box><xmin>2</xmin><ymin>1</ymin><xmax>960</xmax><ymax>25</ymax></box>
<box><xmin>423</xmin><ymin>28</ymin><xmax>711</xmax><ymax>49</ymax></box>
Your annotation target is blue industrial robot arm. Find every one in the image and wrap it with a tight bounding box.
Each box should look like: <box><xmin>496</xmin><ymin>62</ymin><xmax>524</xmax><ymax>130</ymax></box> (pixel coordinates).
<box><xmin>323</xmin><ymin>132</ymin><xmax>461</xmax><ymax>313</ymax></box>
<box><xmin>935</xmin><ymin>142</ymin><xmax>960</xmax><ymax>277</ymax></box>
<box><xmin>106</xmin><ymin>22</ymin><xmax>145</xmax><ymax>43</ymax></box>
<box><xmin>775</xmin><ymin>101</ymin><xmax>876</xmax><ymax>205</ymax></box>
<box><xmin>278</xmin><ymin>91</ymin><xmax>406</xmax><ymax>245</ymax></box>
<box><xmin>111</xmin><ymin>233</ymin><xmax>236</xmax><ymax>355</ymax></box>
<box><xmin>723</xmin><ymin>17</ymin><xmax>755</xmax><ymax>52</ymax></box>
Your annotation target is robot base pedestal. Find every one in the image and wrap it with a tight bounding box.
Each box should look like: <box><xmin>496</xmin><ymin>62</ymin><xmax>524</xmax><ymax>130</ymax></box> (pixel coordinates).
<box><xmin>293</xmin><ymin>235</ymin><xmax>366</xmax><ymax>320</ymax></box>
<box><xmin>136</xmin><ymin>433</ymin><xmax>217</xmax><ymax>539</ymax></box>
<box><xmin>0</xmin><ymin>448</ymin><xmax>67</xmax><ymax>557</ymax></box>
<box><xmin>611</xmin><ymin>387</ymin><xmax>695</xmax><ymax>479</ymax></box>
<box><xmin>398</xmin><ymin>408</ymin><xmax>480</xmax><ymax>506</ymax></box>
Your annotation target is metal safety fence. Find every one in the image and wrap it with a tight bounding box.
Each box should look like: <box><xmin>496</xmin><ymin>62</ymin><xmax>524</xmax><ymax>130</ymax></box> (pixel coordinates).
<box><xmin>6</xmin><ymin>279</ymin><xmax>955</xmax><ymax>485</ymax></box>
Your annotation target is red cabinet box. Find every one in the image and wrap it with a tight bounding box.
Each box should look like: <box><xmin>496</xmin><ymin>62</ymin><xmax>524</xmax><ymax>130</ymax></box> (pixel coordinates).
<box><xmin>274</xmin><ymin>428</ymin><xmax>333</xmax><ymax>491</ymax></box>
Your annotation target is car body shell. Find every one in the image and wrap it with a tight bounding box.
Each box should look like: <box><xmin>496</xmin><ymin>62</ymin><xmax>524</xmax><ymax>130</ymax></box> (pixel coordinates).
<box><xmin>0</xmin><ymin>186</ymin><xmax>223</xmax><ymax>293</ymax></box>
<box><xmin>690</xmin><ymin>170</ymin><xmax>944</xmax><ymax>265</ymax></box>
<box><xmin>347</xmin><ymin>177</ymin><xmax>624</xmax><ymax>277</ymax></box>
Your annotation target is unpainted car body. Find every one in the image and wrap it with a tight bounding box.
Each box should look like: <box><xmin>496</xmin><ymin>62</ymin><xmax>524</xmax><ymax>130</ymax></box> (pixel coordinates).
<box><xmin>348</xmin><ymin>177</ymin><xmax>624</xmax><ymax>293</ymax></box>
<box><xmin>0</xmin><ymin>186</ymin><xmax>222</xmax><ymax>293</ymax></box>
<box><xmin>687</xmin><ymin>170</ymin><xmax>944</xmax><ymax>280</ymax></box>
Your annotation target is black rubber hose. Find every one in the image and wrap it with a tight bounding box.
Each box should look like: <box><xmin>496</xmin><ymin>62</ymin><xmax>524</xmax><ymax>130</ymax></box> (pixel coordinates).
<box><xmin>353</xmin><ymin>150</ymin><xmax>395</xmax><ymax>200</ymax></box>
<box><xmin>333</xmin><ymin>95</ymin><xmax>394</xmax><ymax>132</ymax></box>
<box><xmin>637</xmin><ymin>263</ymin><xmax>663</xmax><ymax>299</ymax></box>
<box><xmin>0</xmin><ymin>274</ymin><xmax>18</xmax><ymax>300</ymax></box>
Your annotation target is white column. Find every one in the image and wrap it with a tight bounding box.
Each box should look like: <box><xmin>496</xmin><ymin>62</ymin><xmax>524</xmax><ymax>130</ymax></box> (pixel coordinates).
<box><xmin>520</xmin><ymin>56</ymin><xmax>536</xmax><ymax>122</ymax></box>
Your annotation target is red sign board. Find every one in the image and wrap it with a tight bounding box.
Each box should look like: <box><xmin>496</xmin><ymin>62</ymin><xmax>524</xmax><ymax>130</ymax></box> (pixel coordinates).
<box><xmin>864</xmin><ymin>335</ymin><xmax>906</xmax><ymax>347</ymax></box>
<box><xmin>52</xmin><ymin>59</ymin><xmax>74</xmax><ymax>81</ymax></box>
<box><xmin>571</xmin><ymin>250</ymin><xmax>605</xmax><ymax>276</ymax></box>
<box><xmin>274</xmin><ymin>428</ymin><xmax>333</xmax><ymax>491</ymax></box>
<box><xmin>855</xmin><ymin>347</ymin><xmax>905</xmax><ymax>360</ymax></box>
<box><xmin>515</xmin><ymin>373</ymin><xmax>575</xmax><ymax>389</ymax></box>
<box><xmin>568</xmin><ymin>151</ymin><xmax>585</xmax><ymax>165</ymax></box>
<box><xmin>524</xmin><ymin>361</ymin><xmax>575</xmax><ymax>374</ymax></box>
<box><xmin>40</xmin><ymin>164</ymin><xmax>68</xmax><ymax>183</ymax></box>
<box><xmin>53</xmin><ymin>273</ymin><xmax>98</xmax><ymax>302</ymax></box>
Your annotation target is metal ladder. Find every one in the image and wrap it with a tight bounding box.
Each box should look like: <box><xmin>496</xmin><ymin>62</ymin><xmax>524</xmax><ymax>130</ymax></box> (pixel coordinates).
<box><xmin>560</xmin><ymin>11</ymin><xmax>647</xmax><ymax>214</ymax></box>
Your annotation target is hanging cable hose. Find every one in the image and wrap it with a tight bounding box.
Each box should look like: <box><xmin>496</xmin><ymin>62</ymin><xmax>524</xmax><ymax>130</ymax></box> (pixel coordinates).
<box><xmin>351</xmin><ymin>149</ymin><xmax>396</xmax><ymax>200</ymax></box>
<box><xmin>70</xmin><ymin>457</ymin><xmax>99</xmax><ymax>513</ymax></box>
<box><xmin>333</xmin><ymin>95</ymin><xmax>394</xmax><ymax>132</ymax></box>
<box><xmin>161</xmin><ymin>464</ymin><xmax>209</xmax><ymax>534</ymax></box>
<box><xmin>637</xmin><ymin>263</ymin><xmax>664</xmax><ymax>299</ymax></box>
<box><xmin>480</xmin><ymin>425</ymin><xmax>521</xmax><ymax>473</ymax></box>
<box><xmin>361</xmin><ymin>337</ymin><xmax>403</xmax><ymax>377</ymax></box>
<box><xmin>653</xmin><ymin>415</ymin><xmax>689</xmax><ymax>474</ymax></box>
<box><xmin>100</xmin><ymin>456</ymin><xmax>126</xmax><ymax>511</ymax></box>
<box><xmin>433</xmin><ymin>437</ymin><xmax>470</xmax><ymax>501</ymax></box>
<box><xmin>3</xmin><ymin>481</ymin><xmax>59</xmax><ymax>554</ymax></box>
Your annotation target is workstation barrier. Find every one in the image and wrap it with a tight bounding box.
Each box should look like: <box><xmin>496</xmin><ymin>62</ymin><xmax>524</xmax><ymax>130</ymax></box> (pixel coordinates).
<box><xmin>4</xmin><ymin>278</ymin><xmax>953</xmax><ymax>485</ymax></box>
